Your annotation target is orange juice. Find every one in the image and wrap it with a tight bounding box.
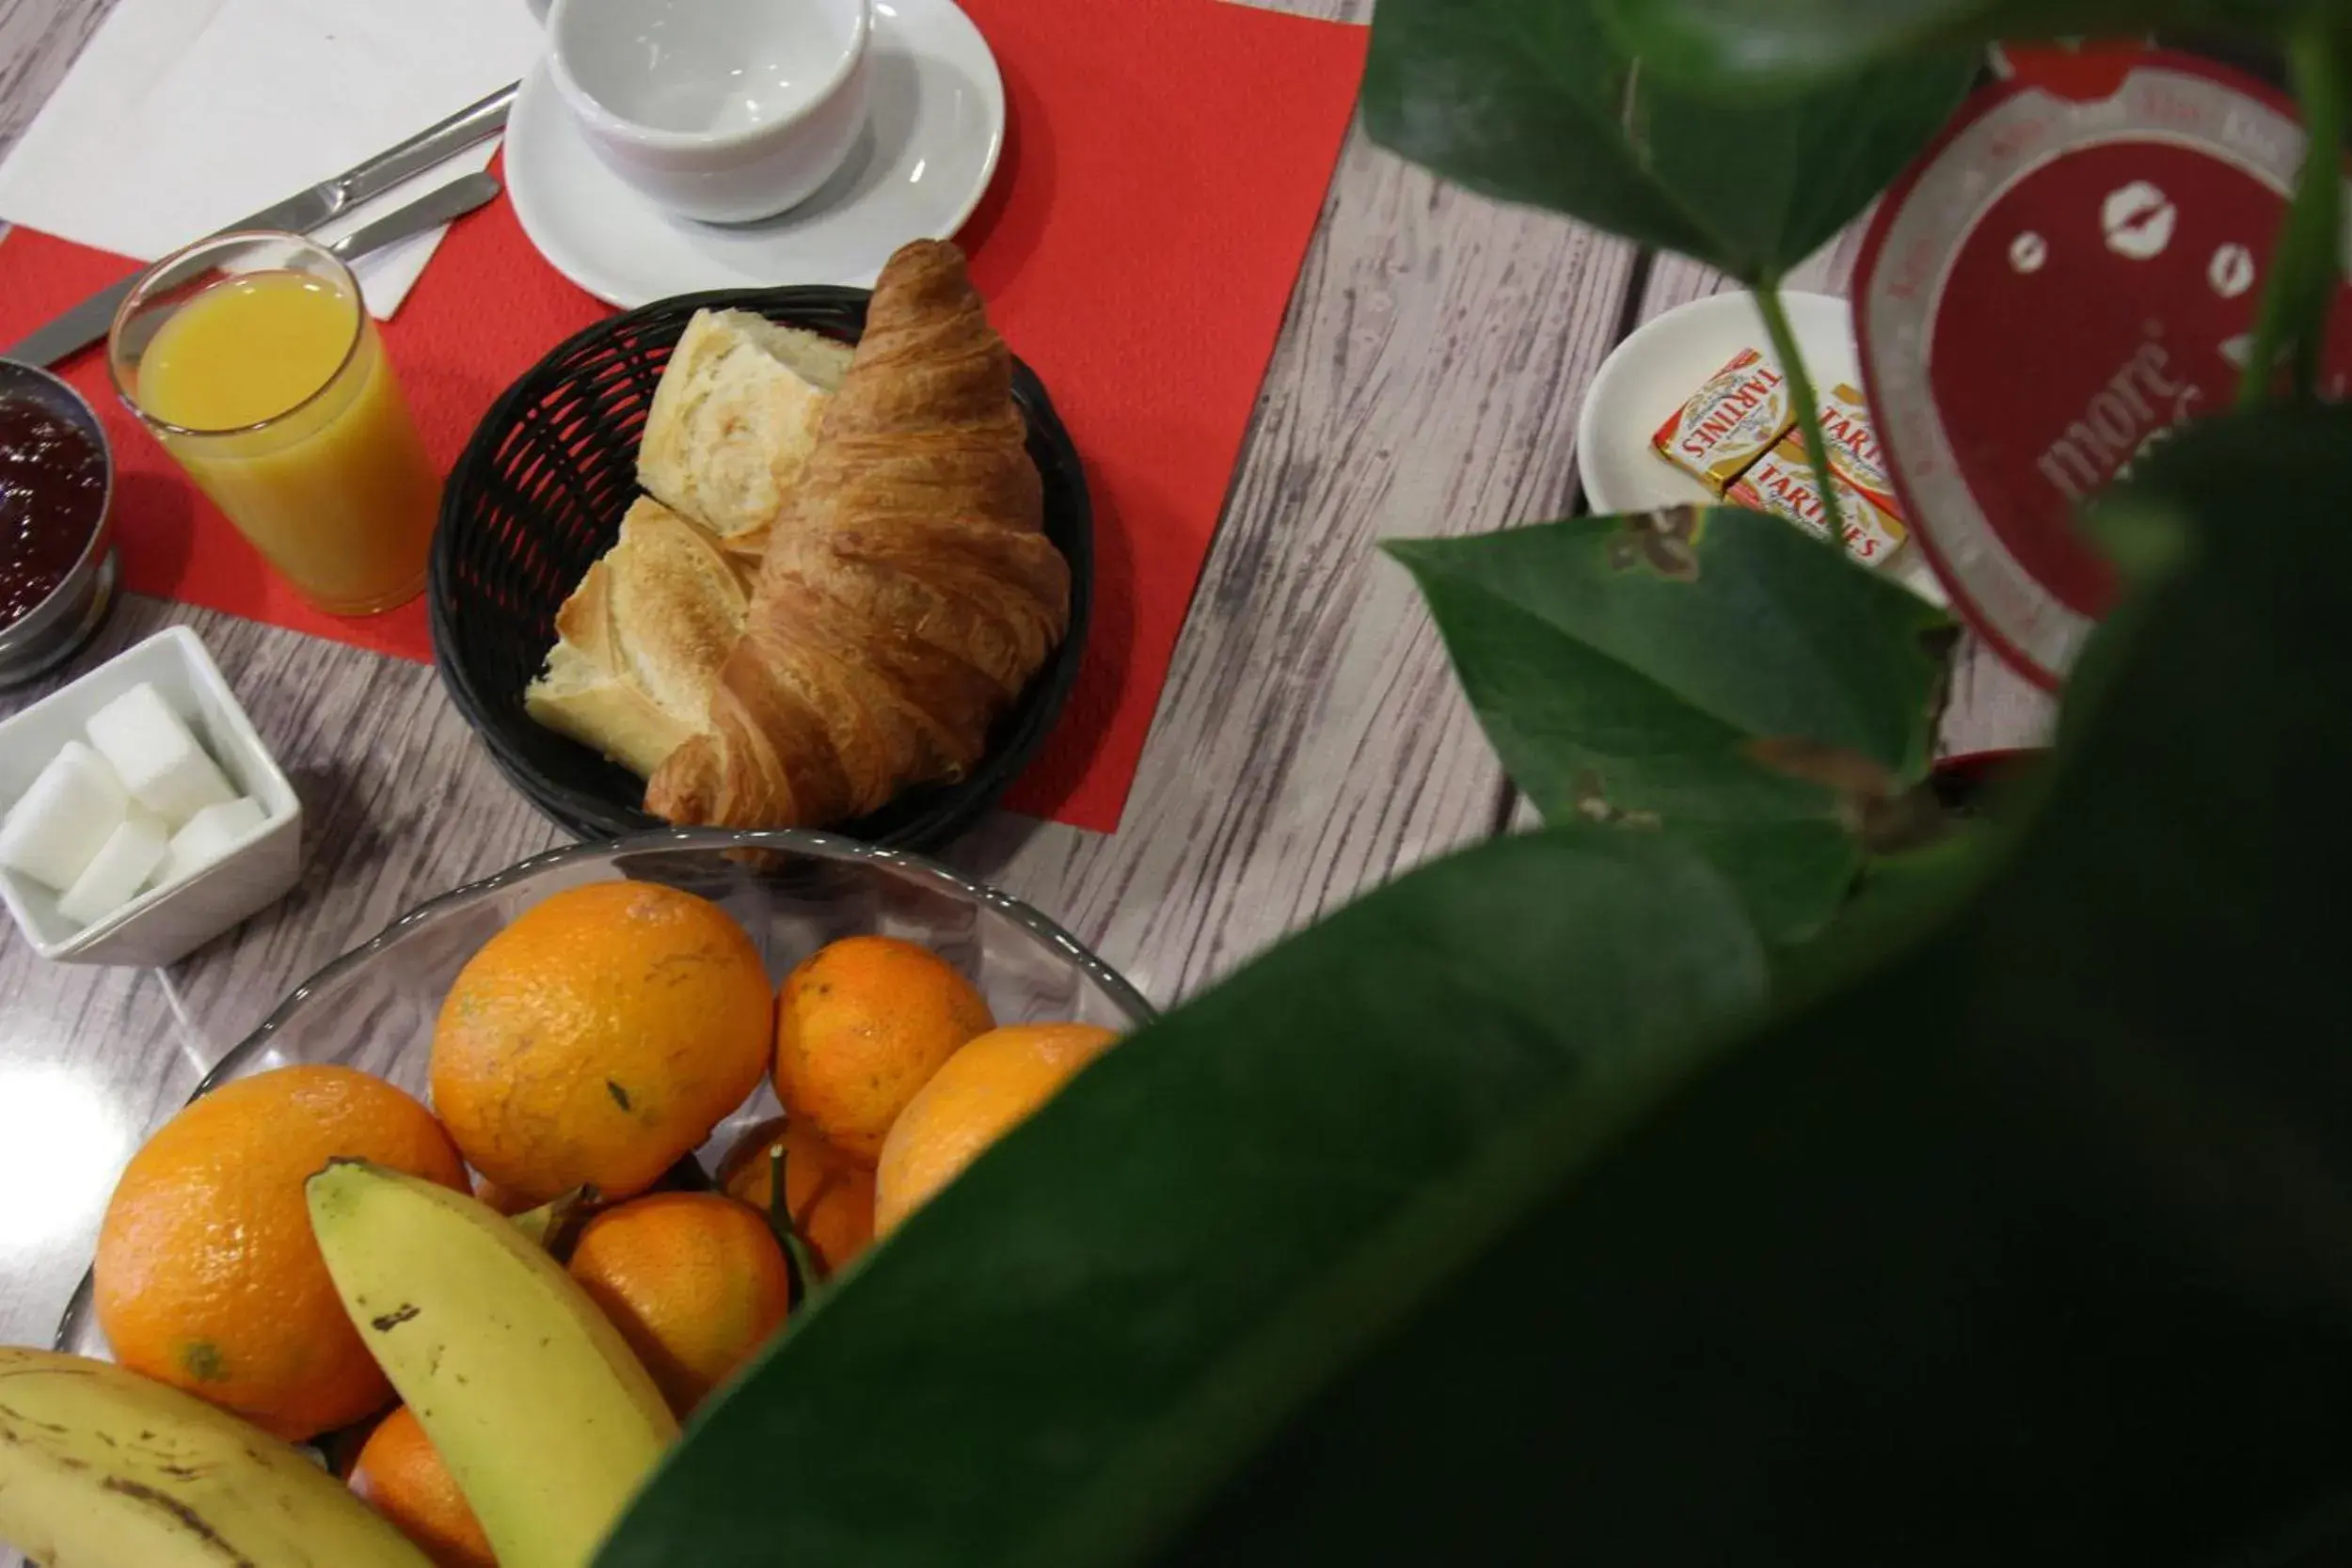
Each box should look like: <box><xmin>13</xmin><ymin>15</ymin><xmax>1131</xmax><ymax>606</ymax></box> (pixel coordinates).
<box><xmin>132</xmin><ymin>270</ymin><xmax>438</xmax><ymax>614</ymax></box>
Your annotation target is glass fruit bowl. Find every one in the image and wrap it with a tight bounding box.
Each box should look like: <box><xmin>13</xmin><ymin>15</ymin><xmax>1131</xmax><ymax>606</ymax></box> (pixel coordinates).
<box><xmin>51</xmin><ymin>829</ymin><xmax>1155</xmax><ymax>1357</ymax></box>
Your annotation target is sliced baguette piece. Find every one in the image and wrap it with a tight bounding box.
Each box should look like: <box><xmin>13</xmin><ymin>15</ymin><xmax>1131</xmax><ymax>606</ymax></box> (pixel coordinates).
<box><xmin>638</xmin><ymin>309</ymin><xmax>856</xmax><ymax>557</ymax></box>
<box><xmin>524</xmin><ymin>498</ymin><xmax>753</xmax><ymax>779</ymax></box>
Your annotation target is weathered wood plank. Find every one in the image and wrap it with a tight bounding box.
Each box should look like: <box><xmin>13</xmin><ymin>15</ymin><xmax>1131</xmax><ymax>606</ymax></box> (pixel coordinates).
<box><xmin>0</xmin><ymin>595</ymin><xmax>567</xmax><ymax>1351</ymax></box>
<box><xmin>0</xmin><ymin>0</ymin><xmax>103</xmax><ymax>160</ymax></box>
<box><xmin>1232</xmin><ymin>0</ymin><xmax>1373</xmax><ymax>18</ymax></box>
<box><xmin>952</xmin><ymin>133</ymin><xmax>1638</xmax><ymax>1000</ymax></box>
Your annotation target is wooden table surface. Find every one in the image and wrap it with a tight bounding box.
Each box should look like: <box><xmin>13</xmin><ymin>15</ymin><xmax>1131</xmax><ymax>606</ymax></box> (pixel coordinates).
<box><xmin>0</xmin><ymin>0</ymin><xmax>2053</xmax><ymax>1363</ymax></box>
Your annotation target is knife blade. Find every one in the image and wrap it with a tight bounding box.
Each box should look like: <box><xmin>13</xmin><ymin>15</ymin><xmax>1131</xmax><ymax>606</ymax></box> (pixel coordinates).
<box><xmin>3</xmin><ymin>82</ymin><xmax>516</xmax><ymax>370</ymax></box>
<box><xmin>324</xmin><ymin>172</ymin><xmax>501</xmax><ymax>266</ymax></box>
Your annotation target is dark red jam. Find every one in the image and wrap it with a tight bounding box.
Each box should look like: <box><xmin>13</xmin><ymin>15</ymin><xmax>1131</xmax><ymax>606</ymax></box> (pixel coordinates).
<box><xmin>0</xmin><ymin>395</ymin><xmax>106</xmax><ymax>632</ymax></box>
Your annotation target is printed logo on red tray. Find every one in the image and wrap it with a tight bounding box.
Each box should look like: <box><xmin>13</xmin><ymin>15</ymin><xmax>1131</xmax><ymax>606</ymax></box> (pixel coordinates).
<box><xmin>1854</xmin><ymin>48</ymin><xmax>2352</xmax><ymax>688</ymax></box>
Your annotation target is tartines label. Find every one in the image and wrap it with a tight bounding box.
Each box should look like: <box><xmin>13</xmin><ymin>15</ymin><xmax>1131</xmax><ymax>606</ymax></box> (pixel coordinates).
<box><xmin>1818</xmin><ymin>383</ymin><xmax>1897</xmax><ymax>506</ymax></box>
<box><xmin>1651</xmin><ymin>349</ymin><xmax>1796</xmax><ymax>494</ymax></box>
<box><xmin>1728</xmin><ymin>436</ymin><xmax>1909</xmax><ymax>566</ymax></box>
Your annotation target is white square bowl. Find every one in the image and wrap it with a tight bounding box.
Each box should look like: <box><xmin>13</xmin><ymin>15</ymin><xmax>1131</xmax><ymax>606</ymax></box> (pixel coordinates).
<box><xmin>0</xmin><ymin>626</ymin><xmax>302</xmax><ymax>966</ymax></box>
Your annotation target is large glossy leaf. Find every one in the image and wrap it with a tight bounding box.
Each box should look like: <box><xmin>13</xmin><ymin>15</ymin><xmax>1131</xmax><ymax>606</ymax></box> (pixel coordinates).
<box><xmin>1359</xmin><ymin>0</ymin><xmax>1978</xmax><ymax>278</ymax></box>
<box><xmin>611</xmin><ymin>411</ymin><xmax>2352</xmax><ymax>1565</ymax></box>
<box><xmin>1602</xmin><ymin>0</ymin><xmax>2305</xmax><ymax>88</ymax></box>
<box><xmin>1140</xmin><ymin>408</ymin><xmax>2352</xmax><ymax>1566</ymax></box>
<box><xmin>1389</xmin><ymin>508</ymin><xmax>1952</xmax><ymax>943</ymax></box>
<box><xmin>599</xmin><ymin>827</ymin><xmax>1772</xmax><ymax>1568</ymax></box>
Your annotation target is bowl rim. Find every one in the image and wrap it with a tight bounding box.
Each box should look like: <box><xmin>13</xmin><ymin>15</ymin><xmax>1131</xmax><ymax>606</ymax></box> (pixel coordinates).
<box><xmin>199</xmin><ymin>827</ymin><xmax>1156</xmax><ymax>1105</ymax></box>
<box><xmin>52</xmin><ymin>826</ymin><xmax>1154</xmax><ymax>1353</ymax></box>
<box><xmin>545</xmin><ymin>0</ymin><xmax>873</xmax><ymax>154</ymax></box>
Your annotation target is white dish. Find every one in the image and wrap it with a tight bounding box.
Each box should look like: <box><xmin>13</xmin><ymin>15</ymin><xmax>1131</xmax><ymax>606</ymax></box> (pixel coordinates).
<box><xmin>0</xmin><ymin>627</ymin><xmax>303</xmax><ymax>967</ymax></box>
<box><xmin>506</xmin><ymin>0</ymin><xmax>1005</xmax><ymax>303</ymax></box>
<box><xmin>1577</xmin><ymin>291</ymin><xmax>1947</xmax><ymax>608</ymax></box>
<box><xmin>544</xmin><ymin>0</ymin><xmax>874</xmax><ymax>224</ymax></box>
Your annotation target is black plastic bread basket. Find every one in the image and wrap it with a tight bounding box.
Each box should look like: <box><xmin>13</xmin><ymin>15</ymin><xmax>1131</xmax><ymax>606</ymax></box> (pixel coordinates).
<box><xmin>427</xmin><ymin>286</ymin><xmax>1091</xmax><ymax>847</ymax></box>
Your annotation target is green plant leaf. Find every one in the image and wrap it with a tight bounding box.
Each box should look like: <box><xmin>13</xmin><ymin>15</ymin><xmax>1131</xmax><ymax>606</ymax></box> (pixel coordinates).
<box><xmin>1769</xmin><ymin>822</ymin><xmax>2001</xmax><ymax>993</ymax></box>
<box><xmin>2239</xmin><ymin>16</ymin><xmax>2345</xmax><ymax>405</ymax></box>
<box><xmin>1134</xmin><ymin>407</ymin><xmax>2352</xmax><ymax>1566</ymax></box>
<box><xmin>1600</xmin><ymin>0</ymin><xmax>2306</xmax><ymax>88</ymax></box>
<box><xmin>1388</xmin><ymin>508</ymin><xmax>1952</xmax><ymax>943</ymax></box>
<box><xmin>608</xmin><ymin>410</ymin><xmax>2352</xmax><ymax>1566</ymax></box>
<box><xmin>1359</xmin><ymin>0</ymin><xmax>1977</xmax><ymax>278</ymax></box>
<box><xmin>599</xmin><ymin>827</ymin><xmax>1772</xmax><ymax>1568</ymax></box>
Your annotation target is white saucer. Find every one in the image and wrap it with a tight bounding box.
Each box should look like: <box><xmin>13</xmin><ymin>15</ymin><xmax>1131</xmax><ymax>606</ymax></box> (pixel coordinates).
<box><xmin>505</xmin><ymin>0</ymin><xmax>1006</xmax><ymax>305</ymax></box>
<box><xmin>1577</xmin><ymin>291</ymin><xmax>1946</xmax><ymax>606</ymax></box>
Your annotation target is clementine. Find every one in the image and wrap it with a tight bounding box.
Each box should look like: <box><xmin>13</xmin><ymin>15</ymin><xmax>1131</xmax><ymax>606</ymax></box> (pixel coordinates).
<box><xmin>716</xmin><ymin>1115</ymin><xmax>876</xmax><ymax>1277</ymax></box>
<box><xmin>430</xmin><ymin>881</ymin><xmax>772</xmax><ymax>1205</ymax></box>
<box><xmin>875</xmin><ymin>1022</ymin><xmax>1118</xmax><ymax>1234</ymax></box>
<box><xmin>349</xmin><ymin>1405</ymin><xmax>496</xmax><ymax>1568</ymax></box>
<box><xmin>94</xmin><ymin>1064</ymin><xmax>466</xmax><ymax>1440</ymax></box>
<box><xmin>773</xmin><ymin>935</ymin><xmax>993</xmax><ymax>1162</ymax></box>
<box><xmin>567</xmin><ymin>1191</ymin><xmax>792</xmax><ymax>1414</ymax></box>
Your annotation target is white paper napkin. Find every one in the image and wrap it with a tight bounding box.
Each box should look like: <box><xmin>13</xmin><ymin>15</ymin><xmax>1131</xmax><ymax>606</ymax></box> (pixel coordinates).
<box><xmin>0</xmin><ymin>0</ymin><xmax>548</xmax><ymax>317</ymax></box>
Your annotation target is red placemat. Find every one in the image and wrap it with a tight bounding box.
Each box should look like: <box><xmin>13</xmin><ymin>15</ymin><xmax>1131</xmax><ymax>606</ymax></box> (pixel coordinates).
<box><xmin>0</xmin><ymin>0</ymin><xmax>1368</xmax><ymax>833</ymax></box>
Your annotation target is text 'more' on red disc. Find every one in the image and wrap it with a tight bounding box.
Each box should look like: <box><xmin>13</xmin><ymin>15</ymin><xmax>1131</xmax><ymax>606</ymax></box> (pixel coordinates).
<box><xmin>1852</xmin><ymin>48</ymin><xmax>2352</xmax><ymax>689</ymax></box>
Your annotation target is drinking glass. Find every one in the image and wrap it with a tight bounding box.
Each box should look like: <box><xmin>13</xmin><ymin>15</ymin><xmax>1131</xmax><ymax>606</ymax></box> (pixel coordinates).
<box><xmin>108</xmin><ymin>231</ymin><xmax>439</xmax><ymax>615</ymax></box>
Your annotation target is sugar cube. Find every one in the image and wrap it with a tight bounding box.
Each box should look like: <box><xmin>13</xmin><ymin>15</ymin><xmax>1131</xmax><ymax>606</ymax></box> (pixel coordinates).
<box><xmin>0</xmin><ymin>741</ymin><xmax>130</xmax><ymax>892</ymax></box>
<box><xmin>151</xmin><ymin>797</ymin><xmax>269</xmax><ymax>890</ymax></box>
<box><xmin>58</xmin><ymin>809</ymin><xmax>171</xmax><ymax>927</ymax></box>
<box><xmin>85</xmin><ymin>682</ymin><xmax>236</xmax><ymax>827</ymax></box>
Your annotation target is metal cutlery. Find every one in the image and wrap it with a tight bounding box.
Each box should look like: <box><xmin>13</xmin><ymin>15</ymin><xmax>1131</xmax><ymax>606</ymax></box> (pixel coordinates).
<box><xmin>323</xmin><ymin>171</ymin><xmax>502</xmax><ymax>268</ymax></box>
<box><xmin>4</xmin><ymin>83</ymin><xmax>517</xmax><ymax>369</ymax></box>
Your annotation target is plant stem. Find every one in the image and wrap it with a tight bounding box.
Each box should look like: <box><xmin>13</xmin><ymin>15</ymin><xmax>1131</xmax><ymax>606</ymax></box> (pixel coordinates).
<box><xmin>2238</xmin><ymin>18</ymin><xmax>2344</xmax><ymax>407</ymax></box>
<box><xmin>1754</xmin><ymin>279</ymin><xmax>1846</xmax><ymax>546</ymax></box>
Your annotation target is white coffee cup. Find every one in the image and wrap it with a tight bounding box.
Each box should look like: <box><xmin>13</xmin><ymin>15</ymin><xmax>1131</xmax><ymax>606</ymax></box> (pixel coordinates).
<box><xmin>538</xmin><ymin>0</ymin><xmax>873</xmax><ymax>224</ymax></box>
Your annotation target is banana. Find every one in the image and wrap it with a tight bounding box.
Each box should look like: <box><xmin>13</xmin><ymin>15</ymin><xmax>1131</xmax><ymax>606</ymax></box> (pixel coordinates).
<box><xmin>306</xmin><ymin>1160</ymin><xmax>678</xmax><ymax>1568</ymax></box>
<box><xmin>0</xmin><ymin>1346</ymin><xmax>432</xmax><ymax>1568</ymax></box>
<box><xmin>511</xmin><ymin>1182</ymin><xmax>598</xmax><ymax>1258</ymax></box>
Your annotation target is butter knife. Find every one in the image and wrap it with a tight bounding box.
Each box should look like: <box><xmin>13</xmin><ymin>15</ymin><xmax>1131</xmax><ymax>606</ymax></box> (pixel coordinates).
<box><xmin>322</xmin><ymin>171</ymin><xmax>502</xmax><ymax>268</ymax></box>
<box><xmin>5</xmin><ymin>83</ymin><xmax>516</xmax><ymax>369</ymax></box>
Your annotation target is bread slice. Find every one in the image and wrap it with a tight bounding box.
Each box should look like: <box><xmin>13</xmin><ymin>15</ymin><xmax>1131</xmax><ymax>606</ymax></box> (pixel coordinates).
<box><xmin>524</xmin><ymin>498</ymin><xmax>753</xmax><ymax>779</ymax></box>
<box><xmin>637</xmin><ymin>309</ymin><xmax>856</xmax><ymax>557</ymax></box>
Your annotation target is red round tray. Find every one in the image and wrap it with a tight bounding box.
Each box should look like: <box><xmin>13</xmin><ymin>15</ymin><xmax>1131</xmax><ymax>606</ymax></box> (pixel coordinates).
<box><xmin>1853</xmin><ymin>48</ymin><xmax>2352</xmax><ymax>688</ymax></box>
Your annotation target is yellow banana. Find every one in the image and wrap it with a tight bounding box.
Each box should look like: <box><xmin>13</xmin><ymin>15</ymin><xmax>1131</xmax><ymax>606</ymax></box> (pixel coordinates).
<box><xmin>0</xmin><ymin>1346</ymin><xmax>432</xmax><ymax>1568</ymax></box>
<box><xmin>307</xmin><ymin>1159</ymin><xmax>677</xmax><ymax>1568</ymax></box>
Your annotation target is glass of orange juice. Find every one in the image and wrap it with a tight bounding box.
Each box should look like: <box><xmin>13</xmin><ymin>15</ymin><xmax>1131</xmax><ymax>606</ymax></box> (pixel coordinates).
<box><xmin>108</xmin><ymin>231</ymin><xmax>439</xmax><ymax>615</ymax></box>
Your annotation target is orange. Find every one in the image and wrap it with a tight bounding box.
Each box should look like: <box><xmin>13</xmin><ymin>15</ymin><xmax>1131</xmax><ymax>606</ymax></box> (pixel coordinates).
<box><xmin>875</xmin><ymin>1022</ymin><xmax>1117</xmax><ymax>1235</ymax></box>
<box><xmin>716</xmin><ymin>1116</ymin><xmax>877</xmax><ymax>1277</ymax></box>
<box><xmin>349</xmin><ymin>1405</ymin><xmax>496</xmax><ymax>1568</ymax></box>
<box><xmin>773</xmin><ymin>935</ymin><xmax>994</xmax><ymax>1162</ymax></box>
<box><xmin>567</xmin><ymin>1191</ymin><xmax>793</xmax><ymax>1414</ymax></box>
<box><xmin>94</xmin><ymin>1064</ymin><xmax>467</xmax><ymax>1440</ymax></box>
<box><xmin>430</xmin><ymin>881</ymin><xmax>773</xmax><ymax>1205</ymax></box>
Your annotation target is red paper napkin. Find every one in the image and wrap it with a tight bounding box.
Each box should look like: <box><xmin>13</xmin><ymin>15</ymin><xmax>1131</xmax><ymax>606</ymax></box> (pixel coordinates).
<box><xmin>0</xmin><ymin>0</ymin><xmax>1368</xmax><ymax>833</ymax></box>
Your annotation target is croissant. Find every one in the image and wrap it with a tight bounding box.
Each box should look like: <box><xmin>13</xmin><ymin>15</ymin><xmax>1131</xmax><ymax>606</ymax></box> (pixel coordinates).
<box><xmin>644</xmin><ymin>240</ymin><xmax>1071</xmax><ymax>830</ymax></box>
